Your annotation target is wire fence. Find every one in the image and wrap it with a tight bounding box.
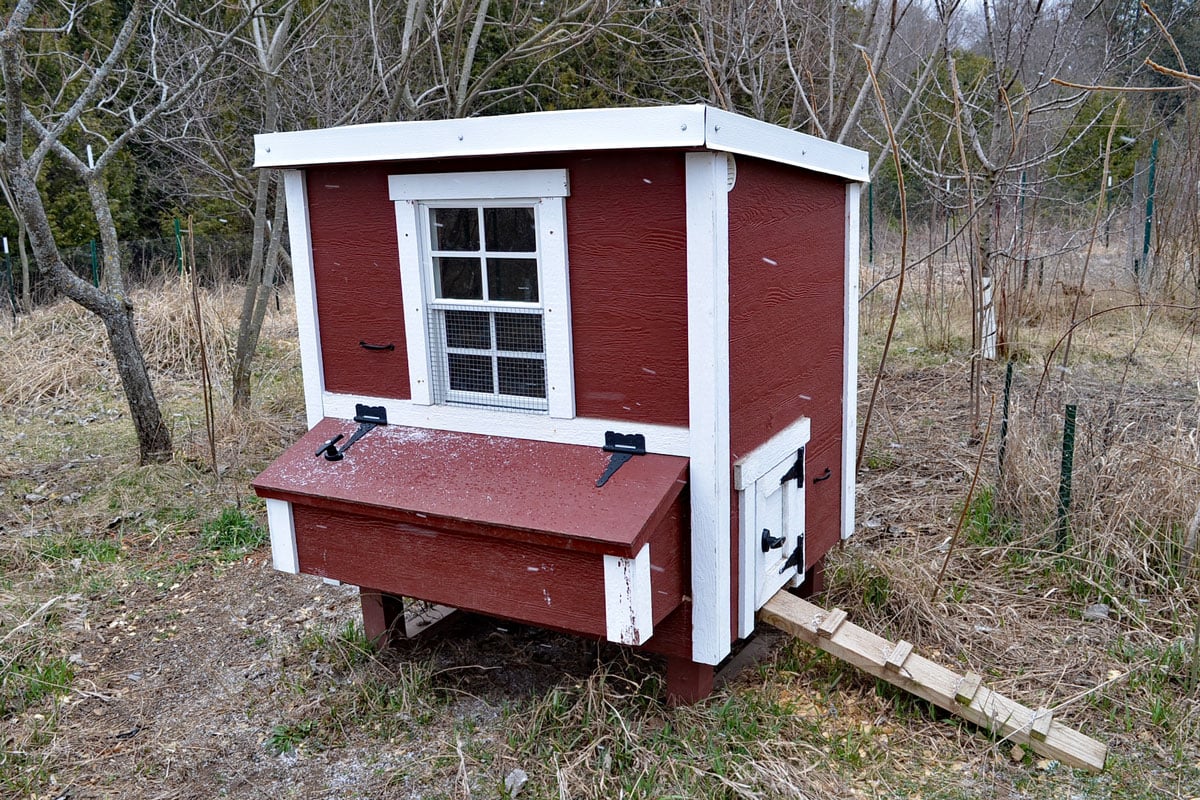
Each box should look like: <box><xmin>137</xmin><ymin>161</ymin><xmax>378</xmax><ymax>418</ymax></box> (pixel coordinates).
<box><xmin>1</xmin><ymin>234</ymin><xmax>261</xmax><ymax>311</ymax></box>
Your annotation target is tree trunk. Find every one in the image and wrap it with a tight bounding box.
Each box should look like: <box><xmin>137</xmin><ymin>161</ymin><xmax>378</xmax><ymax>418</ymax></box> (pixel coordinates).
<box><xmin>4</xmin><ymin>159</ymin><xmax>172</xmax><ymax>464</ymax></box>
<box><xmin>99</xmin><ymin>302</ymin><xmax>174</xmax><ymax>463</ymax></box>
<box><xmin>230</xmin><ymin>160</ymin><xmax>274</xmax><ymax>410</ymax></box>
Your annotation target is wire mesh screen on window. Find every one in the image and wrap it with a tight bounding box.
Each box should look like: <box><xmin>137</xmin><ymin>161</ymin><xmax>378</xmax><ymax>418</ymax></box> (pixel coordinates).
<box><xmin>428</xmin><ymin>305</ymin><xmax>548</xmax><ymax>413</ymax></box>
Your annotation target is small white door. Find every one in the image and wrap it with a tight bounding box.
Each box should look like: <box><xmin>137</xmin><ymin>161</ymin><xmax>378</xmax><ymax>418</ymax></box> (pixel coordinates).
<box><xmin>751</xmin><ymin>448</ymin><xmax>806</xmax><ymax>608</ymax></box>
<box><xmin>734</xmin><ymin>417</ymin><xmax>810</xmax><ymax>636</ymax></box>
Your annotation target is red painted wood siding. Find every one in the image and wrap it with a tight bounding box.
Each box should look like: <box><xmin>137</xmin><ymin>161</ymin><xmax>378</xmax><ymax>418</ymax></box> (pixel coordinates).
<box><xmin>308</xmin><ymin>166</ymin><xmax>411</xmax><ymax>399</ymax></box>
<box><xmin>727</xmin><ymin>157</ymin><xmax>847</xmax><ymax>569</ymax></box>
<box><xmin>302</xmin><ymin>153</ymin><xmax>691</xmax><ymax>427</ymax></box>
<box><xmin>291</xmin><ymin>489</ymin><xmax>687</xmax><ymax>641</ymax></box>
<box><xmin>564</xmin><ymin>153</ymin><xmax>690</xmax><ymax>426</ymax></box>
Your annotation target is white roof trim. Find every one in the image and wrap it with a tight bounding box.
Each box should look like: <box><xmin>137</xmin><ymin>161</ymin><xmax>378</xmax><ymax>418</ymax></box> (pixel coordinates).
<box><xmin>255</xmin><ymin>105</ymin><xmax>868</xmax><ymax>182</ymax></box>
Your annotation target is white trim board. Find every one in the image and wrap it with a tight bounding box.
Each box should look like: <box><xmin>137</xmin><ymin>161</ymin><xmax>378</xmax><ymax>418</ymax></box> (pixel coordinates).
<box><xmin>256</xmin><ymin>106</ymin><xmax>868</xmax><ymax>184</ymax></box>
<box><xmin>732</xmin><ymin>416</ymin><xmax>812</xmax><ymax>491</ymax></box>
<box><xmin>282</xmin><ymin>170</ymin><xmax>326</xmax><ymax>430</ymax></box>
<box><xmin>685</xmin><ymin>152</ymin><xmax>732</xmax><ymax>666</ymax></box>
<box><xmin>322</xmin><ymin>392</ymin><xmax>691</xmax><ymax>457</ymax></box>
<box><xmin>603</xmin><ymin>544</ymin><xmax>653</xmax><ymax>646</ymax></box>
<box><xmin>389</xmin><ymin>169</ymin><xmax>570</xmax><ymax>201</ymax></box>
<box><xmin>842</xmin><ymin>183</ymin><xmax>861</xmax><ymax>540</ymax></box>
<box><xmin>266</xmin><ymin>498</ymin><xmax>299</xmax><ymax>574</ymax></box>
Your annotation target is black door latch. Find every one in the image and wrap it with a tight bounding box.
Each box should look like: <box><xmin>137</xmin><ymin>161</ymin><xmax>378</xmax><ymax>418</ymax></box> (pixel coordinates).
<box><xmin>761</xmin><ymin>528</ymin><xmax>785</xmax><ymax>552</ymax></box>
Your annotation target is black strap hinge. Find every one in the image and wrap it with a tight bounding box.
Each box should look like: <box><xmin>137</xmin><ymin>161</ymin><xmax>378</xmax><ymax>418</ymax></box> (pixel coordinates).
<box><xmin>595</xmin><ymin>431</ymin><xmax>646</xmax><ymax>487</ymax></box>
<box><xmin>780</xmin><ymin>446</ymin><xmax>805</xmax><ymax>484</ymax></box>
<box><xmin>316</xmin><ymin>404</ymin><xmax>387</xmax><ymax>461</ymax></box>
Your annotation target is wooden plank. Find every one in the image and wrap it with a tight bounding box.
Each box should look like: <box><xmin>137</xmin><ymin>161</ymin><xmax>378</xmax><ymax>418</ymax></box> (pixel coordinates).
<box><xmin>956</xmin><ymin>672</ymin><xmax>983</xmax><ymax>705</ymax></box>
<box><xmin>1030</xmin><ymin>707</ymin><xmax>1053</xmax><ymax>742</ymax></box>
<box><xmin>758</xmin><ymin>591</ymin><xmax>1107</xmax><ymax>772</ymax></box>
<box><xmin>885</xmin><ymin>640</ymin><xmax>913</xmax><ymax>672</ymax></box>
<box><xmin>818</xmin><ymin>607</ymin><xmax>848</xmax><ymax>637</ymax></box>
<box><xmin>403</xmin><ymin>602</ymin><xmax>458</xmax><ymax>638</ymax></box>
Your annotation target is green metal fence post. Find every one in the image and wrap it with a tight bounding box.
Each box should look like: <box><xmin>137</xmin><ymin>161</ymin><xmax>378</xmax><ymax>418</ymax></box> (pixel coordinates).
<box><xmin>1140</xmin><ymin>138</ymin><xmax>1158</xmax><ymax>279</ymax></box>
<box><xmin>998</xmin><ymin>360</ymin><xmax>1014</xmax><ymax>483</ymax></box>
<box><xmin>1056</xmin><ymin>404</ymin><xmax>1077</xmax><ymax>552</ymax></box>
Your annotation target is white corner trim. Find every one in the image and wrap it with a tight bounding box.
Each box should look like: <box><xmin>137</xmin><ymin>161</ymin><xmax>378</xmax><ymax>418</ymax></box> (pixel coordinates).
<box><xmin>732</xmin><ymin>416</ymin><xmax>812</xmax><ymax>490</ymax></box>
<box><xmin>283</xmin><ymin>170</ymin><xmax>325</xmax><ymax>430</ymax></box>
<box><xmin>258</xmin><ymin>106</ymin><xmax>708</xmax><ymax>169</ymax></box>
<box><xmin>686</xmin><ymin>152</ymin><xmax>732</xmax><ymax>665</ymax></box>
<box><xmin>705</xmin><ymin>108</ymin><xmax>869</xmax><ymax>182</ymax></box>
<box><xmin>321</xmin><ymin>392</ymin><xmax>692</xmax><ymax>456</ymax></box>
<box><xmin>389</xmin><ymin>169</ymin><xmax>569</xmax><ymax>200</ymax></box>
<box><xmin>603</xmin><ymin>544</ymin><xmax>653</xmax><ymax>646</ymax></box>
<box><xmin>266</xmin><ymin>498</ymin><xmax>299</xmax><ymax>574</ymax></box>
<box><xmin>842</xmin><ymin>183</ymin><xmax>862</xmax><ymax>540</ymax></box>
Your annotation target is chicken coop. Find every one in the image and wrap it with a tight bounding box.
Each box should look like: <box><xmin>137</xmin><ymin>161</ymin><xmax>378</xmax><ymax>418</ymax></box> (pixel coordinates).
<box><xmin>251</xmin><ymin>105</ymin><xmax>867</xmax><ymax>702</ymax></box>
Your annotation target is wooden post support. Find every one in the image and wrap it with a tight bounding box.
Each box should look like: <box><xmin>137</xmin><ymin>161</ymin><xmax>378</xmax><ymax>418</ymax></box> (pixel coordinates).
<box><xmin>758</xmin><ymin>590</ymin><xmax>1107</xmax><ymax>772</ymax></box>
<box><xmin>360</xmin><ymin>587</ymin><xmax>404</xmax><ymax>649</ymax></box>
<box><xmin>666</xmin><ymin>657</ymin><xmax>715</xmax><ymax>707</ymax></box>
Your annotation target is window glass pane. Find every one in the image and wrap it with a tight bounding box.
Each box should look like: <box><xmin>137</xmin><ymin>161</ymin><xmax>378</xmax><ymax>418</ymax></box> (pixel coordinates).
<box><xmin>444</xmin><ymin>310</ymin><xmax>491</xmax><ymax>349</ymax></box>
<box><xmin>498</xmin><ymin>357</ymin><xmax>546</xmax><ymax>398</ymax></box>
<box><xmin>436</xmin><ymin>257</ymin><xmax>483</xmax><ymax>299</ymax></box>
<box><xmin>430</xmin><ymin>208</ymin><xmax>479</xmax><ymax>251</ymax></box>
<box><xmin>487</xmin><ymin>258</ymin><xmax>539</xmax><ymax>302</ymax></box>
<box><xmin>484</xmin><ymin>207</ymin><xmax>536</xmax><ymax>252</ymax></box>
<box><xmin>494</xmin><ymin>313</ymin><xmax>543</xmax><ymax>353</ymax></box>
<box><xmin>448</xmin><ymin>353</ymin><xmax>493</xmax><ymax>393</ymax></box>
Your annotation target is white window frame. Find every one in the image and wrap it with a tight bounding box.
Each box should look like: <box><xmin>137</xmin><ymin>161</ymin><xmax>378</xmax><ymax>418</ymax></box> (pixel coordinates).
<box><xmin>390</xmin><ymin>169</ymin><xmax>574</xmax><ymax>419</ymax></box>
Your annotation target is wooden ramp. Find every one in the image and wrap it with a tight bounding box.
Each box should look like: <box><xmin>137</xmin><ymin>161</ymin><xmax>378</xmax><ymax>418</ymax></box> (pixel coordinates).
<box><xmin>758</xmin><ymin>591</ymin><xmax>1107</xmax><ymax>772</ymax></box>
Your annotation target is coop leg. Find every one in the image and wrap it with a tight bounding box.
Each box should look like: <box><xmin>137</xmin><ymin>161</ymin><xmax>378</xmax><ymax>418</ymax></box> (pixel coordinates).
<box><xmin>359</xmin><ymin>587</ymin><xmax>404</xmax><ymax>648</ymax></box>
<box><xmin>796</xmin><ymin>559</ymin><xmax>826</xmax><ymax>599</ymax></box>
<box><xmin>665</xmin><ymin>657</ymin><xmax>714</xmax><ymax>706</ymax></box>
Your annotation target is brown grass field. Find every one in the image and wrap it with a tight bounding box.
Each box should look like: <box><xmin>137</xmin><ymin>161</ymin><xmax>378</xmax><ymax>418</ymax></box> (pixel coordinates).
<box><xmin>1</xmin><ymin>247</ymin><xmax>1198</xmax><ymax>799</ymax></box>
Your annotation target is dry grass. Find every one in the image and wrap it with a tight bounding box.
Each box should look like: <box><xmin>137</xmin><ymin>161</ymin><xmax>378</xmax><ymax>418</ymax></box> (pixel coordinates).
<box><xmin>1</xmin><ymin>267</ymin><xmax>1198</xmax><ymax>798</ymax></box>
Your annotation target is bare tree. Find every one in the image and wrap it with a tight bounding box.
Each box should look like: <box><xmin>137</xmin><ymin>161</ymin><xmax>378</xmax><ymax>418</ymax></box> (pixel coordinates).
<box><xmin>0</xmin><ymin>0</ymin><xmax>244</xmax><ymax>463</ymax></box>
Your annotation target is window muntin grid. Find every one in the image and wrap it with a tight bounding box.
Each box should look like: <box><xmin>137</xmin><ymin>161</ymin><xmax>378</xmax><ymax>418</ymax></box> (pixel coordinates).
<box><xmin>424</xmin><ymin>203</ymin><xmax>547</xmax><ymax>412</ymax></box>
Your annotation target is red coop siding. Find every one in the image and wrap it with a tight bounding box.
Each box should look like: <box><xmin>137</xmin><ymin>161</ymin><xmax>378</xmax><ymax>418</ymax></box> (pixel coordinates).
<box><xmin>727</xmin><ymin>157</ymin><xmax>847</xmax><ymax>568</ymax></box>
<box><xmin>307</xmin><ymin>165</ymin><xmax>411</xmax><ymax>400</ymax></box>
<box><xmin>565</xmin><ymin>152</ymin><xmax>690</xmax><ymax>427</ymax></box>
<box><xmin>304</xmin><ymin>153</ymin><xmax>691</xmax><ymax>429</ymax></box>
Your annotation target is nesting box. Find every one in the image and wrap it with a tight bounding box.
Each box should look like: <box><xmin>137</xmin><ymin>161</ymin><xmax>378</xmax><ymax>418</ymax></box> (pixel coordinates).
<box><xmin>251</xmin><ymin>105</ymin><xmax>867</xmax><ymax>702</ymax></box>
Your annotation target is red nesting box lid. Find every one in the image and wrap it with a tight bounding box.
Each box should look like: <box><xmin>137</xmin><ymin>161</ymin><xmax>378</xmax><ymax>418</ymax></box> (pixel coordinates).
<box><xmin>253</xmin><ymin>418</ymin><xmax>689</xmax><ymax>557</ymax></box>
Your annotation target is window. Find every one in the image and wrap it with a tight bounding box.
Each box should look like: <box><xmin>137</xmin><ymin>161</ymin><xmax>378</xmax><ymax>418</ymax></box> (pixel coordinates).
<box><xmin>390</xmin><ymin>170</ymin><xmax>574</xmax><ymax>418</ymax></box>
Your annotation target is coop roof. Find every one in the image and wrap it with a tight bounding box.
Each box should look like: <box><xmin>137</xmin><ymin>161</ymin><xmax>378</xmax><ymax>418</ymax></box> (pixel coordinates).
<box><xmin>254</xmin><ymin>105</ymin><xmax>868</xmax><ymax>182</ymax></box>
